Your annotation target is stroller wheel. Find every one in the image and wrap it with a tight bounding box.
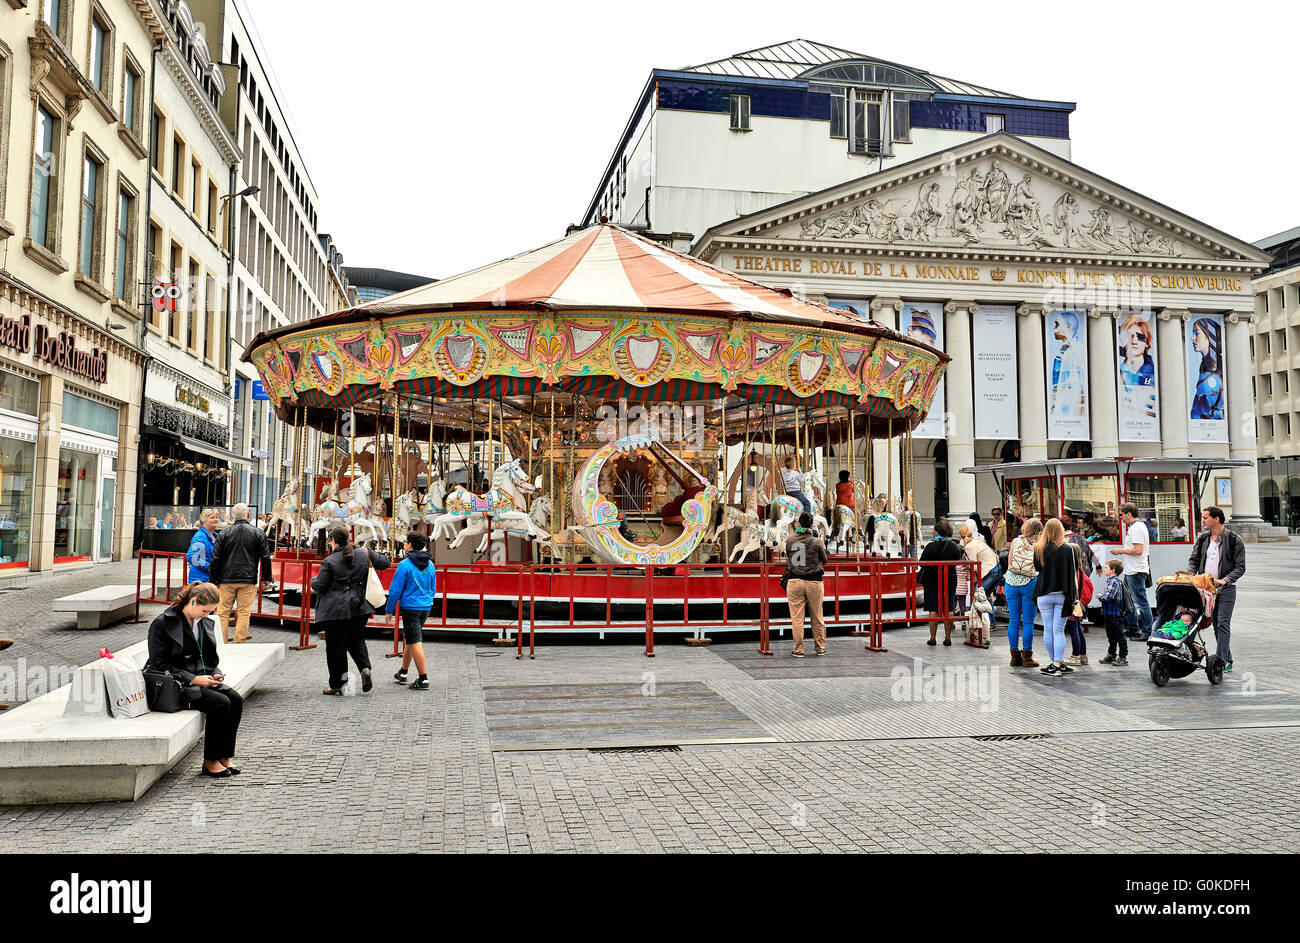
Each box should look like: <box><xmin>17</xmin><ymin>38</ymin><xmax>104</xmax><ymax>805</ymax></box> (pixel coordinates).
<box><xmin>1206</xmin><ymin>654</ymin><xmax>1224</xmax><ymax>686</ymax></box>
<box><xmin>1150</xmin><ymin>654</ymin><xmax>1170</xmax><ymax>688</ymax></box>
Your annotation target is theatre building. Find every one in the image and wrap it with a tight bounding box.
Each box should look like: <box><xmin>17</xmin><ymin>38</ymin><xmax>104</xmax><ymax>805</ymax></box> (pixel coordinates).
<box><xmin>585</xmin><ymin>40</ymin><xmax>1278</xmax><ymax>541</ymax></box>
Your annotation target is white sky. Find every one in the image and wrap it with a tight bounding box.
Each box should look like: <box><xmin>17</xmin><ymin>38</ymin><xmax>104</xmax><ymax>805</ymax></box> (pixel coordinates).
<box><xmin>245</xmin><ymin>0</ymin><xmax>1300</xmax><ymax>280</ymax></box>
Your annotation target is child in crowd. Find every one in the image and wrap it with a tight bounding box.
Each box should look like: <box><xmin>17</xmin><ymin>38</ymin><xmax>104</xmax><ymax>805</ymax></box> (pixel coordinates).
<box><xmin>385</xmin><ymin>533</ymin><xmax>437</xmax><ymax>691</ymax></box>
<box><xmin>1097</xmin><ymin>558</ymin><xmax>1129</xmax><ymax>666</ymax></box>
<box><xmin>1155</xmin><ymin>608</ymin><xmax>1197</xmax><ymax>640</ymax></box>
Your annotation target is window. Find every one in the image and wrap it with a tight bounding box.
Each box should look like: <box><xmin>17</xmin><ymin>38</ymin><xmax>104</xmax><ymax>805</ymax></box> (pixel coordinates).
<box><xmin>1250</xmin><ymin>337</ymin><xmax>1255</xmax><ymax>358</ymax></box>
<box><xmin>1265</xmin><ymin>334</ymin><xmax>1271</xmax><ymax>353</ymax></box>
<box><xmin>985</xmin><ymin>113</ymin><xmax>1005</xmax><ymax>133</ymax></box>
<box><xmin>79</xmin><ymin>155</ymin><xmax>102</xmax><ymax>278</ymax></box>
<box><xmin>892</xmin><ymin>96</ymin><xmax>911</xmax><ymax>142</ymax></box>
<box><xmin>187</xmin><ymin>259</ymin><xmax>199</xmax><ymax>351</ymax></box>
<box><xmin>1061</xmin><ymin>474</ymin><xmax>1120</xmax><ymax>542</ymax></box>
<box><xmin>89</xmin><ymin>16</ymin><xmax>107</xmax><ymax>92</ymax></box>
<box><xmin>1286</xmin><ymin>372</ymin><xmax>1291</xmax><ymax>393</ymax></box>
<box><xmin>1125</xmin><ymin>475</ymin><xmax>1192</xmax><ymax>543</ymax></box>
<box><xmin>0</xmin><ymin>369</ymin><xmax>39</xmax><ymax>416</ymax></box>
<box><xmin>114</xmin><ymin>189</ymin><xmax>132</xmax><ymax>300</ymax></box>
<box><xmin>1284</xmin><ymin>330</ymin><xmax>1289</xmax><ymax>352</ymax></box>
<box><xmin>30</xmin><ymin>104</ymin><xmax>58</xmax><ymax>248</ymax></box>
<box><xmin>152</xmin><ymin>108</ymin><xmax>164</xmax><ymax>173</ymax></box>
<box><xmin>729</xmin><ymin>94</ymin><xmax>751</xmax><ymax>131</ymax></box>
<box><xmin>1266</xmin><ymin>375</ymin><xmax>1273</xmax><ymax>395</ymax></box>
<box><xmin>169</xmin><ymin>242</ymin><xmax>182</xmax><ymax>339</ymax></box>
<box><xmin>1287</xmin><ymin>415</ymin><xmax>1293</xmax><ymax>437</ymax></box>
<box><xmin>208</xmin><ymin>181</ymin><xmax>218</xmax><ymax>232</ymax></box>
<box><xmin>42</xmin><ymin>0</ymin><xmax>65</xmax><ymax>39</ymax></box>
<box><xmin>203</xmin><ymin>271</ymin><xmax>214</xmax><ymax>362</ymax></box>
<box><xmin>1006</xmin><ymin>476</ymin><xmax>1058</xmax><ymax>528</ymax></box>
<box><xmin>171</xmin><ymin>135</ymin><xmax>183</xmax><ymax>196</ymax></box>
<box><xmin>62</xmin><ymin>392</ymin><xmax>120</xmax><ymax>436</ymax></box>
<box><xmin>190</xmin><ymin>160</ymin><xmax>200</xmax><ymax>214</ymax></box>
<box><xmin>850</xmin><ymin>90</ymin><xmax>884</xmax><ymax>154</ymax></box>
<box><xmin>122</xmin><ymin>64</ymin><xmax>138</xmax><ymax>132</ymax></box>
<box><xmin>827</xmin><ymin>86</ymin><xmax>847</xmax><ymax>138</ymax></box>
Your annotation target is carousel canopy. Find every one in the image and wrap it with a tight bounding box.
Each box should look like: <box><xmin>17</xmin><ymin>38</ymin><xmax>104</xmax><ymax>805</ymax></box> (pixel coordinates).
<box><xmin>244</xmin><ymin>224</ymin><xmax>948</xmax><ymax>429</ymax></box>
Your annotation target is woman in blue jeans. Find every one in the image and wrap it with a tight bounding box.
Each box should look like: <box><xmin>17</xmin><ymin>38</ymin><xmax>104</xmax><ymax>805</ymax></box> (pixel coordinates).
<box><xmin>1034</xmin><ymin>518</ymin><xmax>1079</xmax><ymax>676</ymax></box>
<box><xmin>1003</xmin><ymin>518</ymin><xmax>1043</xmax><ymax>667</ymax></box>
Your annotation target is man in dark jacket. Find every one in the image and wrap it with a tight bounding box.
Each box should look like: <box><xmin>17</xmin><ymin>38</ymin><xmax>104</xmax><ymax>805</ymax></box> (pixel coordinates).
<box><xmin>784</xmin><ymin>512</ymin><xmax>828</xmax><ymax>657</ymax></box>
<box><xmin>1188</xmin><ymin>505</ymin><xmax>1246</xmax><ymax>671</ymax></box>
<box><xmin>209</xmin><ymin>503</ymin><xmax>272</xmax><ymax>644</ymax></box>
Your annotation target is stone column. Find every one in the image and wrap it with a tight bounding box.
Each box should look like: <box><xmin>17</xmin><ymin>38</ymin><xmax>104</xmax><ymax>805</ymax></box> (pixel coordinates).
<box><xmin>944</xmin><ymin>300</ymin><xmax>977</xmax><ymax>518</ymax></box>
<box><xmin>1225</xmin><ymin>312</ymin><xmax>1264</xmax><ymax>523</ymax></box>
<box><xmin>1016</xmin><ymin>304</ymin><xmax>1049</xmax><ymax>461</ymax></box>
<box><xmin>1156</xmin><ymin>309</ymin><xmax>1190</xmax><ymax>457</ymax></box>
<box><xmin>870</xmin><ymin>296</ymin><xmax>904</xmax><ymax>497</ymax></box>
<box><xmin>30</xmin><ymin>375</ymin><xmax>64</xmax><ymax>572</ymax></box>
<box><xmin>115</xmin><ymin>398</ymin><xmax>140</xmax><ymax>562</ymax></box>
<box><xmin>1088</xmin><ymin>307</ymin><xmax>1120</xmax><ymax>457</ymax></box>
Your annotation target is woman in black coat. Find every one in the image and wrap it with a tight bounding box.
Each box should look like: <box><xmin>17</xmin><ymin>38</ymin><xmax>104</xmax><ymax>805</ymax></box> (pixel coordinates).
<box><xmin>146</xmin><ymin>581</ymin><xmax>243</xmax><ymax>778</ymax></box>
<box><xmin>311</xmin><ymin>526</ymin><xmax>390</xmax><ymax>695</ymax></box>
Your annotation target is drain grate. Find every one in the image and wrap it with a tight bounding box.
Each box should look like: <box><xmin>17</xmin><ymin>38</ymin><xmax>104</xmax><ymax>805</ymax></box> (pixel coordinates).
<box><xmin>971</xmin><ymin>733</ymin><xmax>1054</xmax><ymax>742</ymax></box>
<box><xmin>588</xmin><ymin>745</ymin><xmax>682</xmax><ymax>754</ymax></box>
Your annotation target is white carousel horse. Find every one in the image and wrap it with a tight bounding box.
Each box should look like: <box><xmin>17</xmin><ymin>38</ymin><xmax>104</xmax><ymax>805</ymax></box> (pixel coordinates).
<box><xmin>444</xmin><ymin>460</ymin><xmax>539</xmax><ymax>552</ymax></box>
<box><xmin>706</xmin><ymin>487</ymin><xmax>767</xmax><ymax>563</ymax></box>
<box><xmin>766</xmin><ymin>494</ymin><xmax>803</xmax><ymax>547</ymax></box>
<box><xmin>308</xmin><ymin>471</ymin><xmax>388</xmax><ymax>545</ymax></box>
<box><xmin>870</xmin><ymin>495</ymin><xmax>904</xmax><ymax>558</ymax></box>
<box><xmin>264</xmin><ymin>477</ymin><xmax>302</xmax><ymax>543</ymax></box>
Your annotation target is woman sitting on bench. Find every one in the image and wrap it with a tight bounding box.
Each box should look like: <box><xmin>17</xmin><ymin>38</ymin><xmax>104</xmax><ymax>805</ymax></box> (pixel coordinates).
<box><xmin>147</xmin><ymin>582</ymin><xmax>244</xmax><ymax>779</ymax></box>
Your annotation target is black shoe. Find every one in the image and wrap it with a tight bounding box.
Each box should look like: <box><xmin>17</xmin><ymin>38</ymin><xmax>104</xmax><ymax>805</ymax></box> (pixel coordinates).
<box><xmin>1057</xmin><ymin>662</ymin><xmax>1074</xmax><ymax>673</ymax></box>
<box><xmin>1114</xmin><ymin>657</ymin><xmax>1128</xmax><ymax>666</ymax></box>
<box><xmin>1040</xmin><ymin>663</ymin><xmax>1060</xmax><ymax>675</ymax></box>
<box><xmin>942</xmin><ymin>639</ymin><xmax>952</xmax><ymax>646</ymax></box>
<box><xmin>361</xmin><ymin>668</ymin><xmax>373</xmax><ymax>692</ymax></box>
<box><xmin>926</xmin><ymin>639</ymin><xmax>937</xmax><ymax>646</ymax></box>
<box><xmin>409</xmin><ymin>678</ymin><xmax>430</xmax><ymax>691</ymax></box>
<box><xmin>393</xmin><ymin>670</ymin><xmax>409</xmax><ymax>684</ymax></box>
<box><xmin>1098</xmin><ymin>654</ymin><xmax>1116</xmax><ymax>664</ymax></box>
<box><xmin>201</xmin><ymin>767</ymin><xmax>233</xmax><ymax>778</ymax></box>
<box><xmin>791</xmin><ymin>651</ymin><xmax>805</xmax><ymax>658</ymax></box>
<box><xmin>814</xmin><ymin>648</ymin><xmax>826</xmax><ymax>656</ymax></box>
<box><xmin>225</xmin><ymin>766</ymin><xmax>241</xmax><ymax>775</ymax></box>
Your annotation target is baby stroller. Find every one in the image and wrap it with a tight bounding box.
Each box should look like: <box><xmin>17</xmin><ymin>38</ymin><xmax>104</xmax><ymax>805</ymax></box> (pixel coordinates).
<box><xmin>1147</xmin><ymin>577</ymin><xmax>1222</xmax><ymax>687</ymax></box>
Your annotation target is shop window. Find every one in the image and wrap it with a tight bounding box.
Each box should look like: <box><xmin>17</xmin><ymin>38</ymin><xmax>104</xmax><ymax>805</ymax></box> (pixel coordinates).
<box><xmin>1125</xmin><ymin>475</ymin><xmax>1192</xmax><ymax>543</ymax></box>
<box><xmin>55</xmin><ymin>448</ymin><xmax>98</xmax><ymax>563</ymax></box>
<box><xmin>1061</xmin><ymin>474</ymin><xmax>1120</xmax><ymax>543</ymax></box>
<box><xmin>0</xmin><ymin>370</ymin><xmax>39</xmax><ymax>416</ymax></box>
<box><xmin>62</xmin><ymin>391</ymin><xmax>119</xmax><ymax>437</ymax></box>
<box><xmin>0</xmin><ymin>437</ymin><xmax>35</xmax><ymax>569</ymax></box>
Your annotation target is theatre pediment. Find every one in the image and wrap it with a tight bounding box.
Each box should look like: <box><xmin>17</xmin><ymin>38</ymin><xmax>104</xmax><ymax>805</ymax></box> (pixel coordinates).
<box><xmin>704</xmin><ymin>135</ymin><xmax>1268</xmax><ymax>268</ymax></box>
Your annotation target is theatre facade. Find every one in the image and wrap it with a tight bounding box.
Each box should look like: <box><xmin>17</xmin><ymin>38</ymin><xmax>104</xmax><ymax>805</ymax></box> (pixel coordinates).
<box><xmin>694</xmin><ymin>133</ymin><xmax>1272</xmax><ymax>534</ymax></box>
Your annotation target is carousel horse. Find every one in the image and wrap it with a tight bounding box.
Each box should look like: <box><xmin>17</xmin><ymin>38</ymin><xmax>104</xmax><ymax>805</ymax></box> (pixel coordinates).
<box><xmin>767</xmin><ymin>495</ymin><xmax>803</xmax><ymax>547</ymax></box>
<box><xmin>708</xmin><ymin>487</ymin><xmax>766</xmax><ymax>563</ymax></box>
<box><xmin>445</xmin><ymin>460</ymin><xmax>540</xmax><ymax>552</ymax></box>
<box><xmin>829</xmin><ymin>478</ymin><xmax>868</xmax><ymax>554</ymax></box>
<box><xmin>870</xmin><ymin>494</ymin><xmax>904</xmax><ymax>558</ymax></box>
<box><xmin>308</xmin><ymin>471</ymin><xmax>388</xmax><ymax>545</ymax></box>
<box><xmin>802</xmin><ymin>468</ymin><xmax>830</xmax><ymax>538</ymax></box>
<box><xmin>392</xmin><ymin>474</ymin><xmax>450</xmax><ymax>540</ymax></box>
<box><xmin>264</xmin><ymin>477</ymin><xmax>302</xmax><ymax>544</ymax></box>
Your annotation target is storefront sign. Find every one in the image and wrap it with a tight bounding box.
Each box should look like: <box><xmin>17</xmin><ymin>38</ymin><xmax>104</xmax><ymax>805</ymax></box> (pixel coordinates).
<box><xmin>1116</xmin><ymin>310</ymin><xmax>1159</xmax><ymax>442</ymax></box>
<box><xmin>0</xmin><ymin>313</ymin><xmax>32</xmax><ymax>356</ymax></box>
<box><xmin>1186</xmin><ymin>314</ymin><xmax>1228</xmax><ymax>443</ymax></box>
<box><xmin>972</xmin><ymin>305</ymin><xmax>1018</xmax><ymax>440</ymax></box>
<box><xmin>33</xmin><ymin>325</ymin><xmax>108</xmax><ymax>384</ymax></box>
<box><xmin>175</xmin><ymin>384</ymin><xmax>211</xmax><ymax>413</ymax></box>
<box><xmin>251</xmin><ymin>381</ymin><xmax>267</xmax><ymax>401</ymax></box>
<box><xmin>1045</xmin><ymin>309</ymin><xmax>1089</xmax><ymax>440</ymax></box>
<box><xmin>899</xmin><ymin>302</ymin><xmax>945</xmax><ymax>439</ymax></box>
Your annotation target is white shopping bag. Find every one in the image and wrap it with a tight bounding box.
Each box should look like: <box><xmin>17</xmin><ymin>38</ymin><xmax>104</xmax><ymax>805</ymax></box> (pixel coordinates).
<box><xmin>100</xmin><ymin>647</ymin><xmax>150</xmax><ymax>718</ymax></box>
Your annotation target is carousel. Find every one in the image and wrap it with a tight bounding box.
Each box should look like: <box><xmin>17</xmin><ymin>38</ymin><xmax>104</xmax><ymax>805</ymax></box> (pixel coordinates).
<box><xmin>243</xmin><ymin>223</ymin><xmax>948</xmax><ymax>636</ymax></box>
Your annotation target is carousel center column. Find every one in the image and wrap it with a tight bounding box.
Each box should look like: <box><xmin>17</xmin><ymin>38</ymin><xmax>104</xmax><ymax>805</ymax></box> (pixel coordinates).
<box><xmin>1016</xmin><ymin>303</ymin><xmax>1049</xmax><ymax>462</ymax></box>
<box><xmin>870</xmin><ymin>297</ymin><xmax>904</xmax><ymax>499</ymax></box>
<box><xmin>1087</xmin><ymin>307</ymin><xmax>1120</xmax><ymax>458</ymax></box>
<box><xmin>1156</xmin><ymin>309</ymin><xmax>1190</xmax><ymax>457</ymax></box>
<box><xmin>944</xmin><ymin>300</ymin><xmax>977</xmax><ymax>518</ymax></box>
<box><xmin>1225</xmin><ymin>312</ymin><xmax>1264</xmax><ymax>523</ymax></box>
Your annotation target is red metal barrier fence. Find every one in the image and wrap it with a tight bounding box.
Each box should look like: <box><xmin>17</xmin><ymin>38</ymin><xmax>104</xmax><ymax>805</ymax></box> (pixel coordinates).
<box><xmin>134</xmin><ymin>551</ymin><xmax>982</xmax><ymax>661</ymax></box>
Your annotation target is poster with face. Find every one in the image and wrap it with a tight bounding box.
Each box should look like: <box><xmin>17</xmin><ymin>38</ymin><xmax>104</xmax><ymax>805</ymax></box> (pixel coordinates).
<box><xmin>1116</xmin><ymin>310</ymin><xmax>1159</xmax><ymax>441</ymax></box>
<box><xmin>1045</xmin><ymin>308</ymin><xmax>1089</xmax><ymax>440</ymax></box>
<box><xmin>1186</xmin><ymin>314</ymin><xmax>1227</xmax><ymax>443</ymax></box>
<box><xmin>898</xmin><ymin>302</ymin><xmax>945</xmax><ymax>439</ymax></box>
<box><xmin>973</xmin><ymin>305</ymin><xmax>1018</xmax><ymax>439</ymax></box>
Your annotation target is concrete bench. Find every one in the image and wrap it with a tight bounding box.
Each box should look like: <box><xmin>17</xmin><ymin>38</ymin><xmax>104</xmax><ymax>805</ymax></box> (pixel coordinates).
<box><xmin>0</xmin><ymin>622</ymin><xmax>284</xmax><ymax>804</ymax></box>
<box><xmin>52</xmin><ymin>584</ymin><xmax>140</xmax><ymax>630</ymax></box>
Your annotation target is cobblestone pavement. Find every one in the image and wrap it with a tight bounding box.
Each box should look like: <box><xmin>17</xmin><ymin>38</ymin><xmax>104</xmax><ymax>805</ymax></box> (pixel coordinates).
<box><xmin>1</xmin><ymin>546</ymin><xmax>1297</xmax><ymax>853</ymax></box>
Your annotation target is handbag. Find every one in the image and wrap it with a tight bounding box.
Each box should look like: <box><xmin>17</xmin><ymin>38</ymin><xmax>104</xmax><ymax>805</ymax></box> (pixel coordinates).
<box><xmin>1144</xmin><ymin>571</ymin><xmax>1153</xmax><ymax>589</ymax></box>
<box><xmin>364</xmin><ymin>554</ymin><xmax>387</xmax><ymax>609</ymax></box>
<box><xmin>1070</xmin><ymin>555</ymin><xmax>1085</xmax><ymax>620</ymax></box>
<box><xmin>142</xmin><ymin>665</ymin><xmax>187</xmax><ymax>713</ymax></box>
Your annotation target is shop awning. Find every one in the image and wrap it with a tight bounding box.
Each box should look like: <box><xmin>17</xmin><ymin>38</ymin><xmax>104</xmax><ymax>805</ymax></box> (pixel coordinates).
<box><xmin>144</xmin><ymin>425</ymin><xmax>249</xmax><ymax>465</ymax></box>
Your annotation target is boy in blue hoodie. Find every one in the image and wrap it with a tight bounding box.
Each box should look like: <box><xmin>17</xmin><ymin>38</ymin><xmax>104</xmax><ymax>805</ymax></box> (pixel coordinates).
<box><xmin>385</xmin><ymin>533</ymin><xmax>437</xmax><ymax>690</ymax></box>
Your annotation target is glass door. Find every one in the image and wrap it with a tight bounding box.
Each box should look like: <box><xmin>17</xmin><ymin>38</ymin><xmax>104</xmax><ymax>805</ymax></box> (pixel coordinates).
<box><xmin>98</xmin><ymin>472</ymin><xmax>116</xmax><ymax>561</ymax></box>
<box><xmin>55</xmin><ymin>447</ymin><xmax>98</xmax><ymax>563</ymax></box>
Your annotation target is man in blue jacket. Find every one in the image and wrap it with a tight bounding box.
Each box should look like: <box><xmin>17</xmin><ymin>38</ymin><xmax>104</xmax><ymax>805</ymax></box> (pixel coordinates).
<box><xmin>386</xmin><ymin>532</ymin><xmax>437</xmax><ymax>690</ymax></box>
<box><xmin>186</xmin><ymin>509</ymin><xmax>220</xmax><ymax>584</ymax></box>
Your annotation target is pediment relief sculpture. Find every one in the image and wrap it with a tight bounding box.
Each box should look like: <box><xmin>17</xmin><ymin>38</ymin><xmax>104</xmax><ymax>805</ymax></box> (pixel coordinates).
<box><xmin>792</xmin><ymin>159</ymin><xmax>1189</xmax><ymax>258</ymax></box>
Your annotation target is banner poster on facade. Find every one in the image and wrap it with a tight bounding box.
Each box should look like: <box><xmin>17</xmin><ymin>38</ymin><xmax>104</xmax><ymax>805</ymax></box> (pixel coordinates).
<box><xmin>972</xmin><ymin>304</ymin><xmax>1019</xmax><ymax>440</ymax></box>
<box><xmin>1186</xmin><ymin>314</ymin><xmax>1228</xmax><ymax>443</ymax></box>
<box><xmin>899</xmin><ymin>302</ymin><xmax>945</xmax><ymax>439</ymax></box>
<box><xmin>1116</xmin><ymin>310</ymin><xmax>1159</xmax><ymax>441</ymax></box>
<box><xmin>1045</xmin><ymin>308</ymin><xmax>1089</xmax><ymax>440</ymax></box>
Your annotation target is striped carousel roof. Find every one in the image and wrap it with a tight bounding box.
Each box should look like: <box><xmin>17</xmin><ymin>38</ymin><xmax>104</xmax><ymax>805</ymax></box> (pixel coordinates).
<box><xmin>251</xmin><ymin>224</ymin><xmax>900</xmax><ymax>345</ymax></box>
